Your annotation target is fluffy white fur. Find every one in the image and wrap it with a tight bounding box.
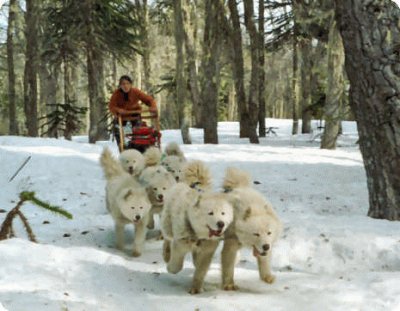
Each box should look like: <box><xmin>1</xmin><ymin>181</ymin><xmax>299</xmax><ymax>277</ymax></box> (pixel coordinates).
<box><xmin>221</xmin><ymin>167</ymin><xmax>282</xmax><ymax>290</ymax></box>
<box><xmin>161</xmin><ymin>186</ymin><xmax>234</xmax><ymax>294</ymax></box>
<box><xmin>139</xmin><ymin>166</ymin><xmax>176</xmax><ymax>229</ymax></box>
<box><xmin>143</xmin><ymin>147</ymin><xmax>162</xmax><ymax>167</ymax></box>
<box><xmin>164</xmin><ymin>142</ymin><xmax>185</xmax><ymax>160</ymax></box>
<box><xmin>100</xmin><ymin>149</ymin><xmax>151</xmax><ymax>257</ymax></box>
<box><xmin>161</xmin><ymin>155</ymin><xmax>185</xmax><ymax>182</ymax></box>
<box><xmin>119</xmin><ymin>149</ymin><xmax>145</xmax><ymax>177</ymax></box>
<box><xmin>182</xmin><ymin>160</ymin><xmax>212</xmax><ymax>192</ymax></box>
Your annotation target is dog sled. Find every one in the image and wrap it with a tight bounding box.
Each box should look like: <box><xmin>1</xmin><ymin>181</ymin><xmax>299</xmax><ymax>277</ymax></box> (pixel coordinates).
<box><xmin>116</xmin><ymin>108</ymin><xmax>161</xmax><ymax>153</ymax></box>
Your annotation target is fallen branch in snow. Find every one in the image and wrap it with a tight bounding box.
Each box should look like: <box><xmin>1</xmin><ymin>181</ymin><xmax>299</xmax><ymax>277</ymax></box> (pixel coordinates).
<box><xmin>8</xmin><ymin>156</ymin><xmax>32</xmax><ymax>182</ymax></box>
<box><xmin>0</xmin><ymin>191</ymin><xmax>73</xmax><ymax>242</ymax></box>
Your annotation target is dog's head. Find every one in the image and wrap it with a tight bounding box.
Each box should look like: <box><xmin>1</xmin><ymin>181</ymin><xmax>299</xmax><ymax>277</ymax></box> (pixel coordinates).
<box><xmin>161</xmin><ymin>155</ymin><xmax>184</xmax><ymax>182</ymax></box>
<box><xmin>189</xmin><ymin>193</ymin><xmax>234</xmax><ymax>239</ymax></box>
<box><xmin>119</xmin><ymin>149</ymin><xmax>145</xmax><ymax>176</ymax></box>
<box><xmin>118</xmin><ymin>188</ymin><xmax>151</xmax><ymax>224</ymax></box>
<box><xmin>235</xmin><ymin>208</ymin><xmax>280</xmax><ymax>257</ymax></box>
<box><xmin>146</xmin><ymin>172</ymin><xmax>176</xmax><ymax>206</ymax></box>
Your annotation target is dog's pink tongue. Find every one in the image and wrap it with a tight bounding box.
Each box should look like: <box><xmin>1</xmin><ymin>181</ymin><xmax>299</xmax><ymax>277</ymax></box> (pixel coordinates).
<box><xmin>208</xmin><ymin>228</ymin><xmax>221</xmax><ymax>238</ymax></box>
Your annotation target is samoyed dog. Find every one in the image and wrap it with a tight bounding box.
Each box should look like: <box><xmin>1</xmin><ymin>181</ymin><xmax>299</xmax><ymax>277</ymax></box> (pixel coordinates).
<box><xmin>143</xmin><ymin>146</ymin><xmax>162</xmax><ymax>168</ymax></box>
<box><xmin>119</xmin><ymin>149</ymin><xmax>145</xmax><ymax>177</ymax></box>
<box><xmin>139</xmin><ymin>165</ymin><xmax>176</xmax><ymax>229</ymax></box>
<box><xmin>221</xmin><ymin>167</ymin><xmax>282</xmax><ymax>290</ymax></box>
<box><xmin>161</xmin><ymin>160</ymin><xmax>234</xmax><ymax>294</ymax></box>
<box><xmin>161</xmin><ymin>142</ymin><xmax>186</xmax><ymax>182</ymax></box>
<box><xmin>100</xmin><ymin>148</ymin><xmax>152</xmax><ymax>257</ymax></box>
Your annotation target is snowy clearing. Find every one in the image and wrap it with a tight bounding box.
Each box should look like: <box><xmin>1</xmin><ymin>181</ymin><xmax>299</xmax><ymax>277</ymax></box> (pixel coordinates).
<box><xmin>0</xmin><ymin>119</ymin><xmax>399</xmax><ymax>311</ymax></box>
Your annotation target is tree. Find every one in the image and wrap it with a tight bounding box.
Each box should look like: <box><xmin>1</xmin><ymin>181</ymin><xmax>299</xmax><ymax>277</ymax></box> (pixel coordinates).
<box><xmin>173</xmin><ymin>0</ymin><xmax>192</xmax><ymax>144</ymax></box>
<box><xmin>321</xmin><ymin>17</ymin><xmax>344</xmax><ymax>149</ymax></box>
<box><xmin>199</xmin><ymin>0</ymin><xmax>222</xmax><ymax>144</ymax></box>
<box><xmin>243</xmin><ymin>0</ymin><xmax>260</xmax><ymax>143</ymax></box>
<box><xmin>23</xmin><ymin>0</ymin><xmax>39</xmax><ymax>137</ymax></box>
<box><xmin>258</xmin><ymin>0</ymin><xmax>266</xmax><ymax>137</ymax></box>
<box><xmin>227</xmin><ymin>0</ymin><xmax>250</xmax><ymax>139</ymax></box>
<box><xmin>7</xmin><ymin>0</ymin><xmax>18</xmax><ymax>135</ymax></box>
<box><xmin>334</xmin><ymin>0</ymin><xmax>400</xmax><ymax>220</ymax></box>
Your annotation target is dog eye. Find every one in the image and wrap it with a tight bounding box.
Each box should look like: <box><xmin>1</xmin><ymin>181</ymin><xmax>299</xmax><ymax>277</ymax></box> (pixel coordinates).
<box><xmin>131</xmin><ymin>207</ymin><xmax>135</xmax><ymax>209</ymax></box>
<box><xmin>208</xmin><ymin>212</ymin><xmax>214</xmax><ymax>216</ymax></box>
<box><xmin>253</xmin><ymin>233</ymin><xmax>260</xmax><ymax>237</ymax></box>
<box><xmin>163</xmin><ymin>187</ymin><xmax>166</xmax><ymax>190</ymax></box>
<box><xmin>153</xmin><ymin>187</ymin><xmax>157</xmax><ymax>191</ymax></box>
<box><xmin>172</xmin><ymin>170</ymin><xmax>175</xmax><ymax>173</ymax></box>
<box><xmin>267</xmin><ymin>231</ymin><xmax>272</xmax><ymax>235</ymax></box>
<box><xmin>221</xmin><ymin>212</ymin><xmax>225</xmax><ymax>215</ymax></box>
<box><xmin>133</xmin><ymin>160</ymin><xmax>136</xmax><ymax>163</ymax></box>
<box><xmin>140</xmin><ymin>206</ymin><xmax>143</xmax><ymax>209</ymax></box>
<box><xmin>126</xmin><ymin>160</ymin><xmax>129</xmax><ymax>163</ymax></box>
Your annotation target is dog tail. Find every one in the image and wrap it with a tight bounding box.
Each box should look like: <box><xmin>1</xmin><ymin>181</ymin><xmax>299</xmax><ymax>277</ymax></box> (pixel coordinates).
<box><xmin>183</xmin><ymin>160</ymin><xmax>212</xmax><ymax>191</ymax></box>
<box><xmin>100</xmin><ymin>148</ymin><xmax>124</xmax><ymax>180</ymax></box>
<box><xmin>222</xmin><ymin>167</ymin><xmax>252</xmax><ymax>192</ymax></box>
<box><xmin>144</xmin><ymin>147</ymin><xmax>162</xmax><ymax>167</ymax></box>
<box><xmin>164</xmin><ymin>142</ymin><xmax>185</xmax><ymax>159</ymax></box>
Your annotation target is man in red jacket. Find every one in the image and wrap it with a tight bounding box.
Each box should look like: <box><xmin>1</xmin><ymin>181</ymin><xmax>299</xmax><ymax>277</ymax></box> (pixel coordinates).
<box><xmin>109</xmin><ymin>75</ymin><xmax>158</xmax><ymax>151</ymax></box>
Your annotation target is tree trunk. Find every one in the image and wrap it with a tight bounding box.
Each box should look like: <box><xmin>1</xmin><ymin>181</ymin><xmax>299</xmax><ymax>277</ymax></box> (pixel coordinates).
<box><xmin>258</xmin><ymin>0</ymin><xmax>266</xmax><ymax>137</ymax></box>
<box><xmin>321</xmin><ymin>18</ymin><xmax>344</xmax><ymax>149</ymax></box>
<box><xmin>173</xmin><ymin>0</ymin><xmax>192</xmax><ymax>144</ymax></box>
<box><xmin>299</xmin><ymin>37</ymin><xmax>312</xmax><ymax>134</ymax></box>
<box><xmin>23</xmin><ymin>0</ymin><xmax>39</xmax><ymax>137</ymax></box>
<box><xmin>227</xmin><ymin>0</ymin><xmax>251</xmax><ymax>138</ymax></box>
<box><xmin>243</xmin><ymin>0</ymin><xmax>260</xmax><ymax>144</ymax></box>
<box><xmin>199</xmin><ymin>0</ymin><xmax>222</xmax><ymax>144</ymax></box>
<box><xmin>135</xmin><ymin>0</ymin><xmax>152</xmax><ymax>92</ymax></box>
<box><xmin>38</xmin><ymin>62</ymin><xmax>58</xmax><ymax>137</ymax></box>
<box><xmin>291</xmin><ymin>13</ymin><xmax>299</xmax><ymax>135</ymax></box>
<box><xmin>7</xmin><ymin>0</ymin><xmax>18</xmax><ymax>135</ymax></box>
<box><xmin>335</xmin><ymin>0</ymin><xmax>400</xmax><ymax>220</ymax></box>
<box><xmin>183</xmin><ymin>0</ymin><xmax>202</xmax><ymax>128</ymax></box>
<box><xmin>84</xmin><ymin>0</ymin><xmax>108</xmax><ymax>143</ymax></box>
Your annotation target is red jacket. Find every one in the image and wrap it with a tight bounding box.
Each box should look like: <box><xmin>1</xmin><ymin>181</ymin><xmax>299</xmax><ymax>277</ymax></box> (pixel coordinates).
<box><xmin>109</xmin><ymin>88</ymin><xmax>157</xmax><ymax>116</ymax></box>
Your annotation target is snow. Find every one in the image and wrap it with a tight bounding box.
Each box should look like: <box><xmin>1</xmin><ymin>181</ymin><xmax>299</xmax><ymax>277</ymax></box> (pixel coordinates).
<box><xmin>1</xmin><ymin>119</ymin><xmax>399</xmax><ymax>311</ymax></box>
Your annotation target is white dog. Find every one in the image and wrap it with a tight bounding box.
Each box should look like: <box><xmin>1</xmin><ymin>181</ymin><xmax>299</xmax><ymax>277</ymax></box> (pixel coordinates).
<box><xmin>139</xmin><ymin>166</ymin><xmax>176</xmax><ymax>229</ymax></box>
<box><xmin>161</xmin><ymin>142</ymin><xmax>186</xmax><ymax>182</ymax></box>
<box><xmin>161</xmin><ymin>161</ymin><xmax>234</xmax><ymax>294</ymax></box>
<box><xmin>119</xmin><ymin>149</ymin><xmax>145</xmax><ymax>177</ymax></box>
<box><xmin>164</xmin><ymin>142</ymin><xmax>185</xmax><ymax>160</ymax></box>
<box><xmin>221</xmin><ymin>167</ymin><xmax>282</xmax><ymax>290</ymax></box>
<box><xmin>143</xmin><ymin>146</ymin><xmax>162</xmax><ymax>168</ymax></box>
<box><xmin>100</xmin><ymin>148</ymin><xmax>152</xmax><ymax>257</ymax></box>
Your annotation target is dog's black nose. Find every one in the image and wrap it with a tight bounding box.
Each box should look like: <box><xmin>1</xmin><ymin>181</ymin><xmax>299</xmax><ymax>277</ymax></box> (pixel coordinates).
<box><xmin>129</xmin><ymin>166</ymin><xmax>133</xmax><ymax>169</ymax></box>
<box><xmin>175</xmin><ymin>176</ymin><xmax>179</xmax><ymax>181</ymax></box>
<box><xmin>158</xmin><ymin>194</ymin><xmax>163</xmax><ymax>200</ymax></box>
<box><xmin>135</xmin><ymin>215</ymin><xmax>141</xmax><ymax>220</ymax></box>
<box><xmin>262</xmin><ymin>244</ymin><xmax>270</xmax><ymax>251</ymax></box>
<box><xmin>217</xmin><ymin>221</ymin><xmax>225</xmax><ymax>229</ymax></box>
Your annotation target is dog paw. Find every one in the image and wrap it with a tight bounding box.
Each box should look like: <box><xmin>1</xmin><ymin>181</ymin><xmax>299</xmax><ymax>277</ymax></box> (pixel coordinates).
<box><xmin>262</xmin><ymin>274</ymin><xmax>276</xmax><ymax>284</ymax></box>
<box><xmin>223</xmin><ymin>284</ymin><xmax>239</xmax><ymax>291</ymax></box>
<box><xmin>188</xmin><ymin>287</ymin><xmax>203</xmax><ymax>295</ymax></box>
<box><xmin>132</xmin><ymin>250</ymin><xmax>142</xmax><ymax>257</ymax></box>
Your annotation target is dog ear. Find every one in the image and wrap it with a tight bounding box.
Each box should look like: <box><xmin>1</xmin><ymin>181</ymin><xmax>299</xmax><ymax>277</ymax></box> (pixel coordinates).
<box><xmin>243</xmin><ymin>207</ymin><xmax>252</xmax><ymax>221</ymax></box>
<box><xmin>123</xmin><ymin>190</ymin><xmax>133</xmax><ymax>201</ymax></box>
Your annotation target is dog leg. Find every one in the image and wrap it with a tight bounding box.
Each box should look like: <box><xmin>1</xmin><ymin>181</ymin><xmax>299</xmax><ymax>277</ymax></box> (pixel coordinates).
<box><xmin>147</xmin><ymin>208</ymin><xmax>155</xmax><ymax>230</ymax></box>
<box><xmin>221</xmin><ymin>238</ymin><xmax>241</xmax><ymax>291</ymax></box>
<box><xmin>115</xmin><ymin>223</ymin><xmax>125</xmax><ymax>250</ymax></box>
<box><xmin>257</xmin><ymin>251</ymin><xmax>275</xmax><ymax>284</ymax></box>
<box><xmin>167</xmin><ymin>239</ymin><xmax>192</xmax><ymax>274</ymax></box>
<box><xmin>189</xmin><ymin>240</ymin><xmax>219</xmax><ymax>295</ymax></box>
<box><xmin>132</xmin><ymin>221</ymin><xmax>147</xmax><ymax>257</ymax></box>
<box><xmin>163</xmin><ymin>240</ymin><xmax>171</xmax><ymax>263</ymax></box>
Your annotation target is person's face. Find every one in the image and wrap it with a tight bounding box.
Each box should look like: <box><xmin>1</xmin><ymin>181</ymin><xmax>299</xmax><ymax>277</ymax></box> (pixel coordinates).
<box><xmin>120</xmin><ymin>80</ymin><xmax>132</xmax><ymax>93</ymax></box>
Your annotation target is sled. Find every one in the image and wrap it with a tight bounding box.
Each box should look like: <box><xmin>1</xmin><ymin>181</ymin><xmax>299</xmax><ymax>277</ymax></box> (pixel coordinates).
<box><xmin>117</xmin><ymin>108</ymin><xmax>161</xmax><ymax>153</ymax></box>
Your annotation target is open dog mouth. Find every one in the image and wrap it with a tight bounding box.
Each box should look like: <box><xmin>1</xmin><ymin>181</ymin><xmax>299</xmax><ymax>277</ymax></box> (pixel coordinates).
<box><xmin>252</xmin><ymin>246</ymin><xmax>267</xmax><ymax>257</ymax></box>
<box><xmin>207</xmin><ymin>226</ymin><xmax>223</xmax><ymax>238</ymax></box>
<box><xmin>156</xmin><ymin>198</ymin><xmax>164</xmax><ymax>203</ymax></box>
<box><xmin>128</xmin><ymin>167</ymin><xmax>134</xmax><ymax>175</ymax></box>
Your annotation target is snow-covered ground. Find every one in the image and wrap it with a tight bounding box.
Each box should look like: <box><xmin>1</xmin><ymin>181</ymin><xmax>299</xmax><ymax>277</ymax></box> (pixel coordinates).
<box><xmin>0</xmin><ymin>119</ymin><xmax>399</xmax><ymax>311</ymax></box>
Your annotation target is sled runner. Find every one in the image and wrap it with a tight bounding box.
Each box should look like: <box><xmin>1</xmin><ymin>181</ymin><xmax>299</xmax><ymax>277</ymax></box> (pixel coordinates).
<box><xmin>116</xmin><ymin>108</ymin><xmax>161</xmax><ymax>153</ymax></box>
